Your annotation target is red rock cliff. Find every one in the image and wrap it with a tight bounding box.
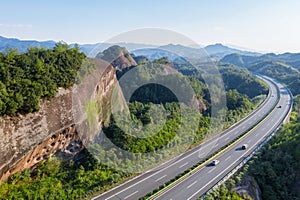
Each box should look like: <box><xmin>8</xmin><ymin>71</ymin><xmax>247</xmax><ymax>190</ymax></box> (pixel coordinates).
<box><xmin>0</xmin><ymin>58</ymin><xmax>120</xmax><ymax>181</ymax></box>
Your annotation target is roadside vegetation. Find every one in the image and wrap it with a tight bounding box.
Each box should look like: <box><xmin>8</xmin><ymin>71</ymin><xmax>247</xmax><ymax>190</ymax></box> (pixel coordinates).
<box><xmin>246</xmin><ymin>61</ymin><xmax>300</xmax><ymax>95</ymax></box>
<box><xmin>205</xmin><ymin>95</ymin><xmax>300</xmax><ymax>200</ymax></box>
<box><xmin>0</xmin><ymin>48</ymin><xmax>268</xmax><ymax>199</ymax></box>
<box><xmin>0</xmin><ymin>42</ymin><xmax>85</xmax><ymax>116</ymax></box>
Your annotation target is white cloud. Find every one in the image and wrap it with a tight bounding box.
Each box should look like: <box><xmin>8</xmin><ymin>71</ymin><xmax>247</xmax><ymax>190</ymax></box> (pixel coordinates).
<box><xmin>213</xmin><ymin>26</ymin><xmax>224</xmax><ymax>31</ymax></box>
<box><xmin>0</xmin><ymin>24</ymin><xmax>32</xmax><ymax>28</ymax></box>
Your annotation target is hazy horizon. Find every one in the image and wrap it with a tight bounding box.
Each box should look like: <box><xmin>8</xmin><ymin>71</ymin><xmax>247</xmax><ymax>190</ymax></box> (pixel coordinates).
<box><xmin>1</xmin><ymin>1</ymin><xmax>300</xmax><ymax>53</ymax></box>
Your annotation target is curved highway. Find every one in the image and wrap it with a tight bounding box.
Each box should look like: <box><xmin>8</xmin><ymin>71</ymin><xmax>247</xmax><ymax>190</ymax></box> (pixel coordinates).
<box><xmin>92</xmin><ymin>75</ymin><xmax>288</xmax><ymax>200</ymax></box>
<box><xmin>154</xmin><ymin>76</ymin><xmax>292</xmax><ymax>200</ymax></box>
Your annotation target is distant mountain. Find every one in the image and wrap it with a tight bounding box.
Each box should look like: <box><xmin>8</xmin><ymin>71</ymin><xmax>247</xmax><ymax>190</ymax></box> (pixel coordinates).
<box><xmin>131</xmin><ymin>55</ymin><xmax>149</xmax><ymax>64</ymax></box>
<box><xmin>204</xmin><ymin>43</ymin><xmax>261</xmax><ymax>58</ymax></box>
<box><xmin>96</xmin><ymin>45</ymin><xmax>137</xmax><ymax>70</ymax></box>
<box><xmin>159</xmin><ymin>44</ymin><xmax>208</xmax><ymax>59</ymax></box>
<box><xmin>0</xmin><ymin>36</ymin><xmax>157</xmax><ymax>56</ymax></box>
<box><xmin>220</xmin><ymin>51</ymin><xmax>300</xmax><ymax>95</ymax></box>
<box><xmin>131</xmin><ymin>48</ymin><xmax>180</xmax><ymax>61</ymax></box>
<box><xmin>249</xmin><ymin>60</ymin><xmax>300</xmax><ymax>95</ymax></box>
<box><xmin>0</xmin><ymin>36</ymin><xmax>56</xmax><ymax>53</ymax></box>
<box><xmin>131</xmin><ymin>44</ymin><xmax>212</xmax><ymax>64</ymax></box>
<box><xmin>249</xmin><ymin>61</ymin><xmax>300</xmax><ymax>74</ymax></box>
<box><xmin>220</xmin><ymin>53</ymin><xmax>256</xmax><ymax>67</ymax></box>
<box><xmin>269</xmin><ymin>53</ymin><xmax>300</xmax><ymax>69</ymax></box>
<box><xmin>220</xmin><ymin>52</ymin><xmax>300</xmax><ymax>70</ymax></box>
<box><xmin>131</xmin><ymin>43</ymin><xmax>261</xmax><ymax>62</ymax></box>
<box><xmin>85</xmin><ymin>43</ymin><xmax>157</xmax><ymax>57</ymax></box>
<box><xmin>0</xmin><ymin>36</ymin><xmax>274</xmax><ymax>62</ymax></box>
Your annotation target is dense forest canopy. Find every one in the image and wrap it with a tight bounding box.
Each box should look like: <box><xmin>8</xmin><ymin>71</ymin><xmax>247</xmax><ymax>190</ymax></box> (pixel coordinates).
<box><xmin>195</xmin><ymin>52</ymin><xmax>300</xmax><ymax>200</ymax></box>
<box><xmin>252</xmin><ymin>62</ymin><xmax>300</xmax><ymax>96</ymax></box>
<box><xmin>0</xmin><ymin>42</ymin><xmax>86</xmax><ymax>116</ymax></box>
<box><xmin>206</xmin><ymin>95</ymin><xmax>300</xmax><ymax>200</ymax></box>
<box><xmin>221</xmin><ymin>52</ymin><xmax>300</xmax><ymax>96</ymax></box>
<box><xmin>0</xmin><ymin>45</ymin><xmax>270</xmax><ymax>199</ymax></box>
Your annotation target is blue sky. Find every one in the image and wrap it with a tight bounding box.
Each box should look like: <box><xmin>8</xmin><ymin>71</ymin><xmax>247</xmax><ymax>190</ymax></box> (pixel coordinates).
<box><xmin>0</xmin><ymin>0</ymin><xmax>300</xmax><ymax>52</ymax></box>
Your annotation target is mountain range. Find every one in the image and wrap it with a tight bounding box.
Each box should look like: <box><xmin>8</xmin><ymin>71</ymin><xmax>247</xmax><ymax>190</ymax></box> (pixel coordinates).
<box><xmin>220</xmin><ymin>53</ymin><xmax>300</xmax><ymax>70</ymax></box>
<box><xmin>3</xmin><ymin>35</ymin><xmax>300</xmax><ymax>73</ymax></box>
<box><xmin>0</xmin><ymin>36</ymin><xmax>260</xmax><ymax>58</ymax></box>
<box><xmin>0</xmin><ymin>36</ymin><xmax>56</xmax><ymax>52</ymax></box>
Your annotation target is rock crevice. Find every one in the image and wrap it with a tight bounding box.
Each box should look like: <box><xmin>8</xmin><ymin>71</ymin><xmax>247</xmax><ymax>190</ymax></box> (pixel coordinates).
<box><xmin>0</xmin><ymin>59</ymin><xmax>118</xmax><ymax>181</ymax></box>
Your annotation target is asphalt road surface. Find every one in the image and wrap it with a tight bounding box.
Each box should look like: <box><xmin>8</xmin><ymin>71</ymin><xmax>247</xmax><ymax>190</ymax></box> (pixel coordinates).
<box><xmin>155</xmin><ymin>77</ymin><xmax>292</xmax><ymax>200</ymax></box>
<box><xmin>92</xmin><ymin>75</ymin><xmax>289</xmax><ymax>200</ymax></box>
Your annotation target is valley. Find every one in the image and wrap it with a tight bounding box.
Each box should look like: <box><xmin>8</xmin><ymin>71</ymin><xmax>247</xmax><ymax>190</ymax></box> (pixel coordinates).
<box><xmin>0</xmin><ymin>36</ymin><xmax>298</xmax><ymax>200</ymax></box>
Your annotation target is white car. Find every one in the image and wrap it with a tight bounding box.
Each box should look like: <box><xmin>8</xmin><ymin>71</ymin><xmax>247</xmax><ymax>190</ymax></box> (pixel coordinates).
<box><xmin>241</xmin><ymin>144</ymin><xmax>248</xmax><ymax>150</ymax></box>
<box><xmin>211</xmin><ymin>160</ymin><xmax>220</xmax><ymax>166</ymax></box>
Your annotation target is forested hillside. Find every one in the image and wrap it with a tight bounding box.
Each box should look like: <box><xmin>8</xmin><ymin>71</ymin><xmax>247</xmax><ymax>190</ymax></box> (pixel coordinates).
<box><xmin>246</xmin><ymin>95</ymin><xmax>300</xmax><ymax>199</ymax></box>
<box><xmin>219</xmin><ymin>64</ymin><xmax>268</xmax><ymax>98</ymax></box>
<box><xmin>0</xmin><ymin>46</ymin><xmax>269</xmax><ymax>199</ymax></box>
<box><xmin>0</xmin><ymin>42</ymin><xmax>86</xmax><ymax>116</ymax></box>
<box><xmin>249</xmin><ymin>61</ymin><xmax>300</xmax><ymax>95</ymax></box>
<box><xmin>201</xmin><ymin>49</ymin><xmax>300</xmax><ymax>200</ymax></box>
<box><xmin>206</xmin><ymin>95</ymin><xmax>300</xmax><ymax>200</ymax></box>
<box><xmin>220</xmin><ymin>52</ymin><xmax>300</xmax><ymax>96</ymax></box>
<box><xmin>221</xmin><ymin>52</ymin><xmax>300</xmax><ymax>70</ymax></box>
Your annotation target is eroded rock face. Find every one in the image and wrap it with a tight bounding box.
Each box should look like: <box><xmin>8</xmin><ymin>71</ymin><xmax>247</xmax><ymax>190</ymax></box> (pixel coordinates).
<box><xmin>0</xmin><ymin>59</ymin><xmax>119</xmax><ymax>181</ymax></box>
<box><xmin>96</xmin><ymin>45</ymin><xmax>137</xmax><ymax>70</ymax></box>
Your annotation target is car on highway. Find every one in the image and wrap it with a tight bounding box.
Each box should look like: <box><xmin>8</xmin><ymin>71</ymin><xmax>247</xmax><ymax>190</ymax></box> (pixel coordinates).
<box><xmin>211</xmin><ymin>160</ymin><xmax>220</xmax><ymax>166</ymax></box>
<box><xmin>241</xmin><ymin>144</ymin><xmax>248</xmax><ymax>150</ymax></box>
<box><xmin>278</xmin><ymin>105</ymin><xmax>282</xmax><ymax>108</ymax></box>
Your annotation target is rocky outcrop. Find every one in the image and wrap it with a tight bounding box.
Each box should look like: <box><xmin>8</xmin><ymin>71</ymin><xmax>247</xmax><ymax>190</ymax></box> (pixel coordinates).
<box><xmin>232</xmin><ymin>176</ymin><xmax>262</xmax><ymax>200</ymax></box>
<box><xmin>96</xmin><ymin>45</ymin><xmax>137</xmax><ymax>70</ymax></box>
<box><xmin>0</xmin><ymin>58</ymin><xmax>119</xmax><ymax>181</ymax></box>
<box><xmin>132</xmin><ymin>55</ymin><xmax>149</xmax><ymax>64</ymax></box>
<box><xmin>0</xmin><ymin>48</ymin><xmax>205</xmax><ymax>182</ymax></box>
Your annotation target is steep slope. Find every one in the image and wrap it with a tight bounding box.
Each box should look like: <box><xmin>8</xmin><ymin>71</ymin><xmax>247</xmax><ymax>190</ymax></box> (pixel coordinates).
<box><xmin>96</xmin><ymin>45</ymin><xmax>137</xmax><ymax>70</ymax></box>
<box><xmin>0</xmin><ymin>58</ymin><xmax>120</xmax><ymax>181</ymax></box>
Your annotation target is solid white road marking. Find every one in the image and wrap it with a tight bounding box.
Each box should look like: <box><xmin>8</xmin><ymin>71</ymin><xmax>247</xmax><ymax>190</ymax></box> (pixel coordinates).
<box><xmin>124</xmin><ymin>191</ymin><xmax>138</xmax><ymax>199</ymax></box>
<box><xmin>187</xmin><ymin>181</ymin><xmax>198</xmax><ymax>189</ymax></box>
<box><xmin>156</xmin><ymin>175</ymin><xmax>167</xmax><ymax>182</ymax></box>
<box><xmin>154</xmin><ymin>78</ymin><xmax>282</xmax><ymax>200</ymax></box>
<box><xmin>186</xmin><ymin>104</ymin><xmax>286</xmax><ymax>200</ymax></box>
<box><xmin>98</xmin><ymin>82</ymin><xmax>279</xmax><ymax>200</ymax></box>
<box><xmin>225</xmin><ymin>155</ymin><xmax>231</xmax><ymax>161</ymax></box>
<box><xmin>208</xmin><ymin>168</ymin><xmax>216</xmax><ymax>174</ymax></box>
<box><xmin>179</xmin><ymin>162</ymin><xmax>189</xmax><ymax>169</ymax></box>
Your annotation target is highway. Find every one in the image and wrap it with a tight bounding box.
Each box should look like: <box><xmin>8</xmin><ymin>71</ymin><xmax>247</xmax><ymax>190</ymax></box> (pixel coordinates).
<box><xmin>154</xmin><ymin>77</ymin><xmax>292</xmax><ymax>200</ymax></box>
<box><xmin>92</xmin><ymin>75</ymin><xmax>288</xmax><ymax>200</ymax></box>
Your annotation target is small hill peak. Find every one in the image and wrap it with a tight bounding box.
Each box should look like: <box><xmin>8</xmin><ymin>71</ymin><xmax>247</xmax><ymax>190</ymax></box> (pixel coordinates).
<box><xmin>96</xmin><ymin>45</ymin><xmax>137</xmax><ymax>70</ymax></box>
